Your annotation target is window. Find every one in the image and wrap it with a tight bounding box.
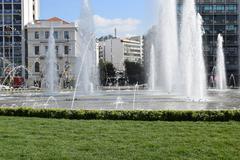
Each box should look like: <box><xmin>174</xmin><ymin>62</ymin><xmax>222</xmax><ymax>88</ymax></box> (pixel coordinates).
<box><xmin>226</xmin><ymin>25</ymin><xmax>237</xmax><ymax>34</ymax></box>
<box><xmin>13</xmin><ymin>15</ymin><xmax>21</xmax><ymax>24</ymax></box>
<box><xmin>54</xmin><ymin>31</ymin><xmax>58</xmax><ymax>39</ymax></box>
<box><xmin>227</xmin><ymin>15</ymin><xmax>237</xmax><ymax>23</ymax></box>
<box><xmin>35</xmin><ymin>46</ymin><xmax>39</xmax><ymax>55</ymax></box>
<box><xmin>34</xmin><ymin>31</ymin><xmax>39</xmax><ymax>39</ymax></box>
<box><xmin>202</xmin><ymin>5</ymin><xmax>212</xmax><ymax>13</ymax></box>
<box><xmin>214</xmin><ymin>15</ymin><xmax>225</xmax><ymax>24</ymax></box>
<box><xmin>64</xmin><ymin>46</ymin><xmax>69</xmax><ymax>55</ymax></box>
<box><xmin>45</xmin><ymin>46</ymin><xmax>48</xmax><ymax>53</ymax></box>
<box><xmin>4</xmin><ymin>15</ymin><xmax>12</xmax><ymax>24</ymax></box>
<box><xmin>64</xmin><ymin>31</ymin><xmax>70</xmax><ymax>39</ymax></box>
<box><xmin>214</xmin><ymin>25</ymin><xmax>225</xmax><ymax>34</ymax></box>
<box><xmin>225</xmin><ymin>47</ymin><xmax>238</xmax><ymax>56</ymax></box>
<box><xmin>226</xmin><ymin>35</ymin><xmax>238</xmax><ymax>45</ymax></box>
<box><xmin>226</xmin><ymin>5</ymin><xmax>237</xmax><ymax>13</ymax></box>
<box><xmin>55</xmin><ymin>46</ymin><xmax>59</xmax><ymax>54</ymax></box>
<box><xmin>35</xmin><ymin>62</ymin><xmax>40</xmax><ymax>73</ymax></box>
<box><xmin>213</xmin><ymin>5</ymin><xmax>225</xmax><ymax>12</ymax></box>
<box><xmin>45</xmin><ymin>31</ymin><xmax>49</xmax><ymax>39</ymax></box>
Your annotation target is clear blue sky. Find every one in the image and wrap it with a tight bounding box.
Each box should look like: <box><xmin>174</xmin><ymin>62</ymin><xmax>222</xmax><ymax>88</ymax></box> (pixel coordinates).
<box><xmin>40</xmin><ymin>0</ymin><xmax>155</xmax><ymax>37</ymax></box>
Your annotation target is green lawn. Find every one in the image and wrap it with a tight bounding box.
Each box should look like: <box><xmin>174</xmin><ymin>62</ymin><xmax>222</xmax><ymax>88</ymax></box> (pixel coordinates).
<box><xmin>0</xmin><ymin>117</ymin><xmax>240</xmax><ymax>160</ymax></box>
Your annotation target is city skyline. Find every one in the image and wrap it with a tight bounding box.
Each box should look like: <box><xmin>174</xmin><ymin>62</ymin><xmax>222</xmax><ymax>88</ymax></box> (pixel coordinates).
<box><xmin>40</xmin><ymin>0</ymin><xmax>155</xmax><ymax>37</ymax></box>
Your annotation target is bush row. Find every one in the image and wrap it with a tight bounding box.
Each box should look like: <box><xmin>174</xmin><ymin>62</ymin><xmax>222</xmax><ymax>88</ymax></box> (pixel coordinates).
<box><xmin>0</xmin><ymin>108</ymin><xmax>240</xmax><ymax>121</ymax></box>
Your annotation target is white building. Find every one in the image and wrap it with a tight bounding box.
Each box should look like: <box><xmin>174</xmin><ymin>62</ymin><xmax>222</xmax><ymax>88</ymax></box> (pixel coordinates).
<box><xmin>98</xmin><ymin>36</ymin><xmax>144</xmax><ymax>71</ymax></box>
<box><xmin>26</xmin><ymin>17</ymin><xmax>78</xmax><ymax>88</ymax></box>
<box><xmin>0</xmin><ymin>0</ymin><xmax>39</xmax><ymax>77</ymax></box>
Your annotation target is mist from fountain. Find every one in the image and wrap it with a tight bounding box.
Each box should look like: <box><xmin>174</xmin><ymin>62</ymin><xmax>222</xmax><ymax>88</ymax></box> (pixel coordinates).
<box><xmin>229</xmin><ymin>74</ymin><xmax>236</xmax><ymax>88</ymax></box>
<box><xmin>115</xmin><ymin>96</ymin><xmax>124</xmax><ymax>110</ymax></box>
<box><xmin>149</xmin><ymin>45</ymin><xmax>156</xmax><ymax>90</ymax></box>
<box><xmin>75</xmin><ymin>0</ymin><xmax>98</xmax><ymax>95</ymax></box>
<box><xmin>132</xmin><ymin>83</ymin><xmax>139</xmax><ymax>110</ymax></box>
<box><xmin>179</xmin><ymin>0</ymin><xmax>207</xmax><ymax>100</ymax></box>
<box><xmin>153</xmin><ymin>0</ymin><xmax>179</xmax><ymax>93</ymax></box>
<box><xmin>216</xmin><ymin>34</ymin><xmax>227</xmax><ymax>90</ymax></box>
<box><xmin>46</xmin><ymin>27</ymin><xmax>58</xmax><ymax>94</ymax></box>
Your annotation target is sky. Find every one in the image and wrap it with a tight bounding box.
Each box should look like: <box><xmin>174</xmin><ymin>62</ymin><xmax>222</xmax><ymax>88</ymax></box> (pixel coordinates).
<box><xmin>40</xmin><ymin>0</ymin><xmax>155</xmax><ymax>37</ymax></box>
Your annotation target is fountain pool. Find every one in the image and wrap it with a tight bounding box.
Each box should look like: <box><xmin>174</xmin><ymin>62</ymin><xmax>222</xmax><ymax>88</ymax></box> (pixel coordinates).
<box><xmin>0</xmin><ymin>0</ymin><xmax>236</xmax><ymax>112</ymax></box>
<box><xmin>0</xmin><ymin>89</ymin><xmax>240</xmax><ymax>111</ymax></box>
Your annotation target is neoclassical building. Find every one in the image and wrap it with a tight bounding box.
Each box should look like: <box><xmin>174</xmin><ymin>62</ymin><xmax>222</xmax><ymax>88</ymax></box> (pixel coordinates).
<box><xmin>26</xmin><ymin>17</ymin><xmax>78</xmax><ymax>88</ymax></box>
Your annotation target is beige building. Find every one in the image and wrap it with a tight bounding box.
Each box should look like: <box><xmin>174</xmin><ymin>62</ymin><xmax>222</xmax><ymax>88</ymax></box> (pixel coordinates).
<box><xmin>26</xmin><ymin>17</ymin><xmax>78</xmax><ymax>88</ymax></box>
<box><xmin>98</xmin><ymin>36</ymin><xmax>144</xmax><ymax>71</ymax></box>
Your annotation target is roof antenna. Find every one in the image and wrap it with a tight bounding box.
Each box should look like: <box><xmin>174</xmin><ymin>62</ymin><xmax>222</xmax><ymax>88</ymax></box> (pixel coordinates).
<box><xmin>114</xmin><ymin>28</ymin><xmax>117</xmax><ymax>38</ymax></box>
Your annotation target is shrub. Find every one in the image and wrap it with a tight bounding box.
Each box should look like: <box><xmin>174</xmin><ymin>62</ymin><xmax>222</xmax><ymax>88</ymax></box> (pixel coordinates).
<box><xmin>0</xmin><ymin>108</ymin><xmax>240</xmax><ymax>121</ymax></box>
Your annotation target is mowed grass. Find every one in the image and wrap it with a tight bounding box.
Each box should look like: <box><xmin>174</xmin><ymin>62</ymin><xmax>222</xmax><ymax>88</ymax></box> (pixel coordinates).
<box><xmin>0</xmin><ymin>117</ymin><xmax>240</xmax><ymax>160</ymax></box>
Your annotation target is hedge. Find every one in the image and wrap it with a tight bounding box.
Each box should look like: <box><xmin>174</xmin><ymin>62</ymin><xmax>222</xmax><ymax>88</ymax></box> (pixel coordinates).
<box><xmin>0</xmin><ymin>108</ymin><xmax>240</xmax><ymax>121</ymax></box>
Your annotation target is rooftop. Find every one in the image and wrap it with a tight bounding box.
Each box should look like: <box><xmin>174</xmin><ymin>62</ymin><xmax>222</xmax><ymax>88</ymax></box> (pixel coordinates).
<box><xmin>35</xmin><ymin>17</ymin><xmax>70</xmax><ymax>24</ymax></box>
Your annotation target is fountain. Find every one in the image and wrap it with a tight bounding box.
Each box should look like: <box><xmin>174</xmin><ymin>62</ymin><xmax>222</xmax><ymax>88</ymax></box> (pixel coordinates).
<box><xmin>229</xmin><ymin>74</ymin><xmax>236</xmax><ymax>88</ymax></box>
<box><xmin>132</xmin><ymin>83</ymin><xmax>139</xmax><ymax>110</ymax></box>
<box><xmin>1</xmin><ymin>65</ymin><xmax>32</xmax><ymax>89</ymax></box>
<box><xmin>46</xmin><ymin>27</ymin><xmax>58</xmax><ymax>94</ymax></box>
<box><xmin>209</xmin><ymin>66</ymin><xmax>216</xmax><ymax>88</ymax></box>
<box><xmin>149</xmin><ymin>45</ymin><xmax>156</xmax><ymax>90</ymax></box>
<box><xmin>70</xmin><ymin>0</ymin><xmax>99</xmax><ymax>109</ymax></box>
<box><xmin>115</xmin><ymin>96</ymin><xmax>124</xmax><ymax>110</ymax></box>
<box><xmin>152</xmin><ymin>0</ymin><xmax>179</xmax><ymax>93</ymax></box>
<box><xmin>1</xmin><ymin>0</ymin><xmax>240</xmax><ymax>112</ymax></box>
<box><xmin>148</xmin><ymin>0</ymin><xmax>207</xmax><ymax>100</ymax></box>
<box><xmin>216</xmin><ymin>34</ymin><xmax>227</xmax><ymax>90</ymax></box>
<box><xmin>74</xmin><ymin>0</ymin><xmax>98</xmax><ymax>95</ymax></box>
<box><xmin>179</xmin><ymin>0</ymin><xmax>207</xmax><ymax>100</ymax></box>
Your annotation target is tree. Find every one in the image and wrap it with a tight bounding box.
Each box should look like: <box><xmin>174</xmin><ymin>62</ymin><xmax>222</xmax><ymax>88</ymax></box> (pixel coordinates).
<box><xmin>124</xmin><ymin>60</ymin><xmax>145</xmax><ymax>85</ymax></box>
<box><xmin>99</xmin><ymin>59</ymin><xmax>116</xmax><ymax>86</ymax></box>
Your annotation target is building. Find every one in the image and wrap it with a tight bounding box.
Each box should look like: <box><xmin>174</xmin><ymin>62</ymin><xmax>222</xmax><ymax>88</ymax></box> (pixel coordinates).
<box><xmin>0</xmin><ymin>0</ymin><xmax>39</xmax><ymax>78</ymax></box>
<box><xmin>98</xmin><ymin>36</ymin><xmax>144</xmax><ymax>71</ymax></box>
<box><xmin>178</xmin><ymin>0</ymin><xmax>240</xmax><ymax>86</ymax></box>
<box><xmin>197</xmin><ymin>0</ymin><xmax>239</xmax><ymax>86</ymax></box>
<box><xmin>26</xmin><ymin>17</ymin><xmax>78</xmax><ymax>88</ymax></box>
